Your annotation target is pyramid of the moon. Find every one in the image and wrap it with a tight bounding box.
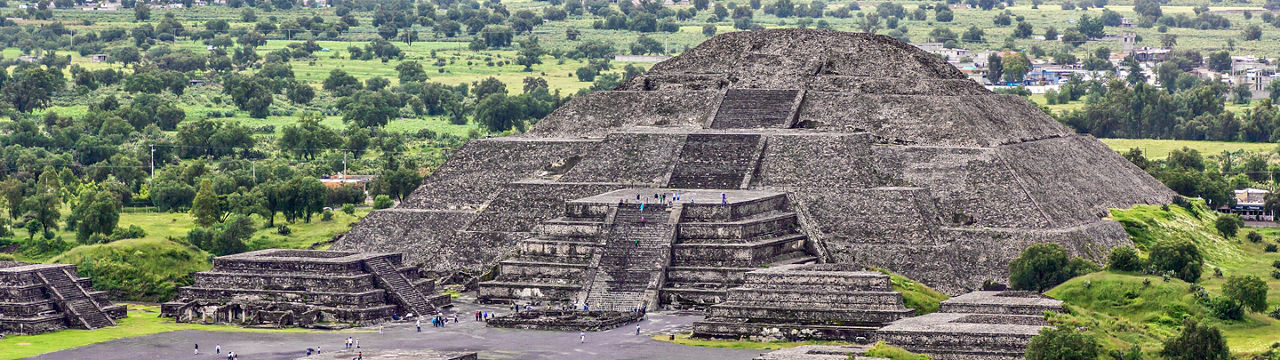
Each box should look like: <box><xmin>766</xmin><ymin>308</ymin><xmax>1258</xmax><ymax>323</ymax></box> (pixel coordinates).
<box><xmin>334</xmin><ymin>29</ymin><xmax>1173</xmax><ymax>305</ymax></box>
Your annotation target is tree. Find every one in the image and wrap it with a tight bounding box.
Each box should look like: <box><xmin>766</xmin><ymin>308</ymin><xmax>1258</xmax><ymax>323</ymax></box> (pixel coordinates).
<box><xmin>1013</xmin><ymin>22</ymin><xmax>1033</xmax><ymax>38</ymax></box>
<box><xmin>1207</xmin><ymin>51</ymin><xmax>1232</xmax><ymax>73</ymax></box>
<box><xmin>1107</xmin><ymin>246</ymin><xmax>1143</xmax><ymax>272</ymax></box>
<box><xmin>1044</xmin><ymin>26</ymin><xmax>1058</xmax><ymax>41</ymax></box>
<box><xmin>1215</xmin><ymin>213</ymin><xmax>1241</xmax><ymax>238</ymax></box>
<box><xmin>323</xmin><ymin>69</ymin><xmax>363</xmax><ymax>97</ymax></box>
<box><xmin>1025</xmin><ymin>325</ymin><xmax>1100</xmax><ymax>360</ymax></box>
<box><xmin>962</xmin><ymin>25</ymin><xmax>984</xmax><ymax>42</ymax></box>
<box><xmin>1149</xmin><ymin>238</ymin><xmax>1203</xmax><ymax>282</ymax></box>
<box><xmin>1009</xmin><ymin>243</ymin><xmax>1098</xmax><ymax>292</ymax></box>
<box><xmin>1002</xmin><ymin>52</ymin><xmax>1031</xmax><ymax>83</ymax></box>
<box><xmin>21</xmin><ymin>193</ymin><xmax>61</xmax><ymax>237</ymax></box>
<box><xmin>987</xmin><ymin>53</ymin><xmax>1004</xmax><ymax>84</ymax></box>
<box><xmin>373</xmin><ymin>194</ymin><xmax>393</xmax><ymax>209</ymax></box>
<box><xmin>278</xmin><ymin>113</ymin><xmax>341</xmax><ymax>160</ymax></box>
<box><xmin>517</xmin><ymin>36</ymin><xmax>545</xmax><ymax>71</ymax></box>
<box><xmin>395</xmin><ymin>61</ymin><xmax>427</xmax><ymax>83</ymax></box>
<box><xmin>191</xmin><ymin>178</ymin><xmax>220</xmax><ymax>227</ymax></box>
<box><xmin>1223</xmin><ymin>275</ymin><xmax>1268</xmax><ymax>312</ymax></box>
<box><xmin>188</xmin><ymin>214</ymin><xmax>252</xmax><ymax>256</ymax></box>
<box><xmin>1242</xmin><ymin>24</ymin><xmax>1262</xmax><ymax>41</ymax></box>
<box><xmin>1160</xmin><ymin>318</ymin><xmax>1230</xmax><ymax>360</ymax></box>
<box><xmin>473</xmin><ymin>94</ymin><xmax>525</xmax><ymax>132</ymax></box>
<box><xmin>338</xmin><ymin>90</ymin><xmax>402</xmax><ymax>128</ymax></box>
<box><xmin>287</xmin><ymin>82</ymin><xmax>315</xmax><ymax>105</ymax></box>
<box><xmin>222</xmin><ymin>74</ymin><xmax>274</xmax><ymax>118</ymax></box>
<box><xmin>472</xmin><ymin>77</ymin><xmax>509</xmax><ymax>101</ymax></box>
<box><xmin>3</xmin><ymin>67</ymin><xmax>63</xmax><ymax>113</ymax></box>
<box><xmin>69</xmin><ymin>188</ymin><xmax>120</xmax><ymax>243</ymax></box>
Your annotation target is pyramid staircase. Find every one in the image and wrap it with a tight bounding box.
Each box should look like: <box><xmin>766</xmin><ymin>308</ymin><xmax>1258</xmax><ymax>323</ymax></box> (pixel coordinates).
<box><xmin>477</xmin><ymin>206</ymin><xmax>610</xmax><ymax>304</ymax></box>
<box><xmin>709</xmin><ymin>89</ymin><xmax>804</xmax><ymax>129</ymax></box>
<box><xmin>667</xmin><ymin>134</ymin><xmax>763</xmax><ymax>189</ymax></box>
<box><xmin>364</xmin><ymin>256</ymin><xmax>443</xmax><ymax>317</ymax></box>
<box><xmin>580</xmin><ymin>204</ymin><xmax>678</xmax><ymax>310</ymax></box>
<box><xmin>36</xmin><ymin>267</ymin><xmax>115</xmax><ymax>330</ymax></box>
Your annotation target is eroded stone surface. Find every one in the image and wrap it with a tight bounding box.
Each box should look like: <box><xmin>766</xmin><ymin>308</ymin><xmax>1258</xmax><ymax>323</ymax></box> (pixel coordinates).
<box><xmin>0</xmin><ymin>262</ymin><xmax>126</xmax><ymax>335</ymax></box>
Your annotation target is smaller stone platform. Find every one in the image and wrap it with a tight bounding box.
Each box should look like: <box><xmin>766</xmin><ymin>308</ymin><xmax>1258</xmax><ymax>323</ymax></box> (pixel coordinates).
<box><xmin>692</xmin><ymin>264</ymin><xmax>914</xmax><ymax>341</ymax></box>
<box><xmin>294</xmin><ymin>349</ymin><xmax>477</xmax><ymax>360</ymax></box>
<box><xmin>162</xmin><ymin>250</ymin><xmax>450</xmax><ymax>328</ymax></box>
<box><xmin>487</xmin><ymin>309</ymin><xmax>644</xmax><ymax>331</ymax></box>
<box><xmin>877</xmin><ymin>291</ymin><xmax>1063</xmax><ymax>360</ymax></box>
<box><xmin>1</xmin><ymin>262</ymin><xmax>126</xmax><ymax>335</ymax></box>
<box><xmin>755</xmin><ymin>345</ymin><xmax>886</xmax><ymax>360</ymax></box>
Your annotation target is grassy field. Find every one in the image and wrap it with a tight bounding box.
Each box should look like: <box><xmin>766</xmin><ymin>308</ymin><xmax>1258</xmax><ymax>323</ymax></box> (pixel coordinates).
<box><xmin>871</xmin><ymin>267</ymin><xmax>949</xmax><ymax>315</ymax></box>
<box><xmin>1103</xmin><ymin>201</ymin><xmax>1280</xmax><ymax>354</ymax></box>
<box><xmin>1098</xmin><ymin>138</ymin><xmax>1276</xmax><ymax>159</ymax></box>
<box><xmin>0</xmin><ymin>304</ymin><xmax>349</xmax><ymax>360</ymax></box>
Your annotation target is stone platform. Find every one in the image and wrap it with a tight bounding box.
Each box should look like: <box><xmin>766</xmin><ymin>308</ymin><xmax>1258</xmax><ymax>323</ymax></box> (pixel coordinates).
<box><xmin>876</xmin><ymin>291</ymin><xmax>1063</xmax><ymax>360</ymax></box>
<box><xmin>692</xmin><ymin>264</ymin><xmax>913</xmax><ymax>341</ymax></box>
<box><xmin>486</xmin><ymin>309</ymin><xmax>644</xmax><ymax>331</ymax></box>
<box><xmin>161</xmin><ymin>250</ymin><xmax>450</xmax><ymax>328</ymax></box>
<box><xmin>755</xmin><ymin>345</ymin><xmax>887</xmax><ymax>360</ymax></box>
<box><xmin>0</xmin><ymin>262</ymin><xmax>126</xmax><ymax>335</ymax></box>
<box><xmin>295</xmin><ymin>349</ymin><xmax>478</xmax><ymax>360</ymax></box>
<box><xmin>477</xmin><ymin>188</ymin><xmax>817</xmax><ymax>310</ymax></box>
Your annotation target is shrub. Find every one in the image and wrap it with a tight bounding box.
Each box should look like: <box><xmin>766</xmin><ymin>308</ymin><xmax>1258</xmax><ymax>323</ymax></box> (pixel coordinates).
<box><xmin>1209</xmin><ymin>297</ymin><xmax>1244</xmax><ymax>320</ymax></box>
<box><xmin>1248</xmin><ymin>231</ymin><xmax>1263</xmax><ymax>243</ymax></box>
<box><xmin>321</xmin><ymin>210</ymin><xmax>334</xmax><ymax>222</ymax></box>
<box><xmin>1025</xmin><ymin>325</ymin><xmax>1100</xmax><ymax>360</ymax></box>
<box><xmin>1272</xmin><ymin>270</ymin><xmax>1280</xmax><ymax>280</ymax></box>
<box><xmin>1215</xmin><ymin>213</ymin><xmax>1242</xmax><ymax>238</ymax></box>
<box><xmin>109</xmin><ymin>224</ymin><xmax>147</xmax><ymax>241</ymax></box>
<box><xmin>0</xmin><ymin>253</ymin><xmax>14</xmax><ymax>261</ymax></box>
<box><xmin>1224</xmin><ymin>275</ymin><xmax>1269</xmax><ymax>312</ymax></box>
<box><xmin>276</xmin><ymin>225</ymin><xmax>292</xmax><ymax>236</ymax></box>
<box><xmin>1161</xmin><ymin>318</ymin><xmax>1231</xmax><ymax>360</ymax></box>
<box><xmin>1009</xmin><ymin>243</ymin><xmax>1099</xmax><ymax>292</ymax></box>
<box><xmin>1270</xmin><ymin>307</ymin><xmax>1280</xmax><ymax>320</ymax></box>
<box><xmin>373</xmin><ymin>195</ymin><xmax>394</xmax><ymax>209</ymax></box>
<box><xmin>1106</xmin><ymin>246</ymin><xmax>1143</xmax><ymax>272</ymax></box>
<box><xmin>1149</xmin><ymin>238</ymin><xmax>1203</xmax><ymax>283</ymax></box>
<box><xmin>1273</xmin><ymin>260</ymin><xmax>1280</xmax><ymax>270</ymax></box>
<box><xmin>1267</xmin><ymin>243</ymin><xmax>1278</xmax><ymax>252</ymax></box>
<box><xmin>342</xmin><ymin>203</ymin><xmax>356</xmax><ymax>215</ymax></box>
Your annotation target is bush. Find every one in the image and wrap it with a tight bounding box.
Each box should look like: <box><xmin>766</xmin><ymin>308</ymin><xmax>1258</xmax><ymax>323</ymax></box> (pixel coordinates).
<box><xmin>1270</xmin><ymin>307</ymin><xmax>1280</xmax><ymax>320</ymax></box>
<box><xmin>321</xmin><ymin>209</ymin><xmax>334</xmax><ymax>222</ymax></box>
<box><xmin>1106</xmin><ymin>246</ymin><xmax>1143</xmax><ymax>272</ymax></box>
<box><xmin>1273</xmin><ymin>260</ymin><xmax>1280</xmax><ymax>269</ymax></box>
<box><xmin>1248</xmin><ymin>231</ymin><xmax>1263</xmax><ymax>243</ymax></box>
<box><xmin>1025</xmin><ymin>325</ymin><xmax>1100</xmax><ymax>360</ymax></box>
<box><xmin>1162</xmin><ymin>318</ymin><xmax>1231</xmax><ymax>360</ymax></box>
<box><xmin>1209</xmin><ymin>297</ymin><xmax>1244</xmax><ymax>320</ymax></box>
<box><xmin>342</xmin><ymin>203</ymin><xmax>356</xmax><ymax>215</ymax></box>
<box><xmin>1009</xmin><ymin>243</ymin><xmax>1099</xmax><ymax>292</ymax></box>
<box><xmin>373</xmin><ymin>195</ymin><xmax>394</xmax><ymax>209</ymax></box>
<box><xmin>276</xmin><ymin>225</ymin><xmax>292</xmax><ymax>236</ymax></box>
<box><xmin>1224</xmin><ymin>275</ymin><xmax>1269</xmax><ymax>312</ymax></box>
<box><xmin>1149</xmin><ymin>238</ymin><xmax>1203</xmax><ymax>283</ymax></box>
<box><xmin>1215</xmin><ymin>213</ymin><xmax>1241</xmax><ymax>238</ymax></box>
<box><xmin>1267</xmin><ymin>243</ymin><xmax>1278</xmax><ymax>252</ymax></box>
<box><xmin>109</xmin><ymin>224</ymin><xmax>147</xmax><ymax>241</ymax></box>
<box><xmin>0</xmin><ymin>253</ymin><xmax>14</xmax><ymax>261</ymax></box>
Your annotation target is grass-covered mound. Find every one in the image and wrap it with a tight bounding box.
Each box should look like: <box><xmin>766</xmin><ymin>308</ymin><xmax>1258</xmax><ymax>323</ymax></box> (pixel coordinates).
<box><xmin>871</xmin><ymin>267</ymin><xmax>949</xmax><ymax>315</ymax></box>
<box><xmin>864</xmin><ymin>341</ymin><xmax>933</xmax><ymax>360</ymax></box>
<box><xmin>52</xmin><ymin>238</ymin><xmax>211</xmax><ymax>302</ymax></box>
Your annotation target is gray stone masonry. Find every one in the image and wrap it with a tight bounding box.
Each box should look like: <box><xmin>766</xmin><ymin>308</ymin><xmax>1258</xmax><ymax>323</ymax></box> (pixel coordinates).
<box><xmin>337</xmin><ymin>29</ymin><xmax>1176</xmax><ymax>299</ymax></box>
<box><xmin>876</xmin><ymin>291</ymin><xmax>1063</xmax><ymax>360</ymax></box>
<box><xmin>692</xmin><ymin>264</ymin><xmax>913</xmax><ymax>341</ymax></box>
<box><xmin>161</xmin><ymin>250</ymin><xmax>449</xmax><ymax>328</ymax></box>
<box><xmin>755</xmin><ymin>345</ymin><xmax>889</xmax><ymax>360</ymax></box>
<box><xmin>0</xmin><ymin>262</ymin><xmax>126</xmax><ymax>336</ymax></box>
<box><xmin>294</xmin><ymin>349</ymin><xmax>477</xmax><ymax>360</ymax></box>
<box><xmin>487</xmin><ymin>309</ymin><xmax>644</xmax><ymax>331</ymax></box>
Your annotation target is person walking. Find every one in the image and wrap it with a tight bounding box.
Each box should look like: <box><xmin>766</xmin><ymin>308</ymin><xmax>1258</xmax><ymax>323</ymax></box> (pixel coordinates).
<box><xmin>416</xmin><ymin>318</ymin><xmax>422</xmax><ymax>332</ymax></box>
<box><xmin>355</xmin><ymin>338</ymin><xmax>360</xmax><ymax>349</ymax></box>
<box><xmin>379</xmin><ymin>324</ymin><xmax>384</xmax><ymax>334</ymax></box>
<box><xmin>216</xmin><ymin>344</ymin><xmax>221</xmax><ymax>354</ymax></box>
<box><xmin>346</xmin><ymin>337</ymin><xmax>352</xmax><ymax>349</ymax></box>
<box><xmin>194</xmin><ymin>343</ymin><xmax>199</xmax><ymax>355</ymax></box>
<box><xmin>579</xmin><ymin>331</ymin><xmax>586</xmax><ymax>343</ymax></box>
<box><xmin>636</xmin><ymin>323</ymin><xmax>641</xmax><ymax>335</ymax></box>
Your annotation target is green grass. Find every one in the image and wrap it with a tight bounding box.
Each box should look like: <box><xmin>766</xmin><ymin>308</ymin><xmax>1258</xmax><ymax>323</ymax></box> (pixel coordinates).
<box><xmin>50</xmin><ymin>238</ymin><xmax>211</xmax><ymax>302</ymax></box>
<box><xmin>0</xmin><ymin>304</ymin><xmax>344</xmax><ymax>360</ymax></box>
<box><xmin>1099</xmin><ymin>138</ymin><xmax>1275</xmax><ymax>160</ymax></box>
<box><xmin>871</xmin><ymin>267</ymin><xmax>950</xmax><ymax>315</ymax></box>
<box><xmin>865</xmin><ymin>341</ymin><xmax>934</xmax><ymax>360</ymax></box>
<box><xmin>1099</xmin><ymin>200</ymin><xmax>1280</xmax><ymax>354</ymax></box>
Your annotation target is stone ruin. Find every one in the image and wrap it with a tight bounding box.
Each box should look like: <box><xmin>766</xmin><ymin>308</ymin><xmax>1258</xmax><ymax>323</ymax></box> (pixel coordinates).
<box><xmin>487</xmin><ymin>309</ymin><xmax>644</xmax><ymax>331</ymax></box>
<box><xmin>754</xmin><ymin>345</ymin><xmax>885</xmax><ymax>360</ymax></box>
<box><xmin>877</xmin><ymin>291</ymin><xmax>1063</xmax><ymax>360</ymax></box>
<box><xmin>0</xmin><ymin>262</ymin><xmax>126</xmax><ymax>335</ymax></box>
<box><xmin>334</xmin><ymin>29</ymin><xmax>1173</xmax><ymax>309</ymax></box>
<box><xmin>692</xmin><ymin>264</ymin><xmax>914</xmax><ymax>341</ymax></box>
<box><xmin>295</xmin><ymin>349</ymin><xmax>478</xmax><ymax>360</ymax></box>
<box><xmin>161</xmin><ymin>250</ymin><xmax>450</xmax><ymax>328</ymax></box>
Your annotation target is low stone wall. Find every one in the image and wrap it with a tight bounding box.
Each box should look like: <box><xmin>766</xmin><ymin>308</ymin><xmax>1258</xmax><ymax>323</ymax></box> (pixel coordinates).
<box><xmin>487</xmin><ymin>310</ymin><xmax>644</xmax><ymax>331</ymax></box>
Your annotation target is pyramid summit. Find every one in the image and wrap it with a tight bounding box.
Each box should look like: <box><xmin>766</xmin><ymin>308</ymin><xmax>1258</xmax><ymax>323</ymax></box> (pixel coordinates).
<box><xmin>334</xmin><ymin>29</ymin><xmax>1173</xmax><ymax>307</ymax></box>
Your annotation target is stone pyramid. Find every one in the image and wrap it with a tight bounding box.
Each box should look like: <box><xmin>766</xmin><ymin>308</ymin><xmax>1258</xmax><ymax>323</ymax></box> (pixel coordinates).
<box><xmin>334</xmin><ymin>29</ymin><xmax>1173</xmax><ymax>300</ymax></box>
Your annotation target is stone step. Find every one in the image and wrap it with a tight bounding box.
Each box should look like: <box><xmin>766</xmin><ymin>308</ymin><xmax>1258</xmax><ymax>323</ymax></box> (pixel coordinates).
<box><xmin>710</xmin><ymin>89</ymin><xmax>801</xmax><ymax>129</ymax></box>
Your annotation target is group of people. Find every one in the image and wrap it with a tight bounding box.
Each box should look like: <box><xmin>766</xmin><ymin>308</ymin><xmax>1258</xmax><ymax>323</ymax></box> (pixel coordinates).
<box><xmin>193</xmin><ymin>344</ymin><xmax>236</xmax><ymax>359</ymax></box>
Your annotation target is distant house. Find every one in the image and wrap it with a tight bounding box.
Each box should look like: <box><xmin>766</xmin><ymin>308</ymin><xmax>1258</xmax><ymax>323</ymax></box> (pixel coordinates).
<box><xmin>188</xmin><ymin>79</ymin><xmax>206</xmax><ymax>86</ymax></box>
<box><xmin>320</xmin><ymin>174</ymin><xmax>377</xmax><ymax>192</ymax></box>
<box><xmin>1025</xmin><ymin>66</ymin><xmax>1088</xmax><ymax>85</ymax></box>
<box><xmin>1224</xmin><ymin>188</ymin><xmax>1272</xmax><ymax>221</ymax></box>
<box><xmin>17</xmin><ymin>55</ymin><xmax>41</xmax><ymax>63</ymax></box>
<box><xmin>1130</xmin><ymin>47</ymin><xmax>1171</xmax><ymax>62</ymax></box>
<box><xmin>89</xmin><ymin>53</ymin><xmax>109</xmax><ymax>62</ymax></box>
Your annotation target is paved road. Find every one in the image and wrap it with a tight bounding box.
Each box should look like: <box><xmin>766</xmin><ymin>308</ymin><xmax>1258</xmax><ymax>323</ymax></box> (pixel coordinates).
<box><xmin>27</xmin><ymin>300</ymin><xmax>763</xmax><ymax>360</ymax></box>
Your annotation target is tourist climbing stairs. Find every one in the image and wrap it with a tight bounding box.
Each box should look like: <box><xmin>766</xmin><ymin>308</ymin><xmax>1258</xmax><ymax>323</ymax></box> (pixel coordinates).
<box><xmin>710</xmin><ymin>89</ymin><xmax>802</xmax><ymax>129</ymax></box>
<box><xmin>36</xmin><ymin>268</ymin><xmax>114</xmax><ymax>329</ymax></box>
<box><xmin>667</xmin><ymin>134</ymin><xmax>762</xmax><ymax>189</ymax></box>
<box><xmin>583</xmin><ymin>204</ymin><xmax>676</xmax><ymax>311</ymax></box>
<box><xmin>365</xmin><ymin>256</ymin><xmax>436</xmax><ymax>317</ymax></box>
